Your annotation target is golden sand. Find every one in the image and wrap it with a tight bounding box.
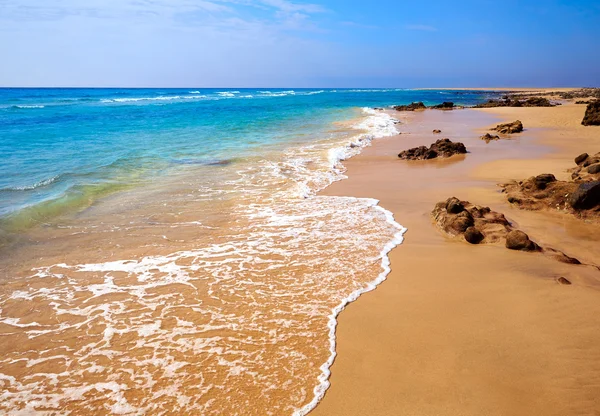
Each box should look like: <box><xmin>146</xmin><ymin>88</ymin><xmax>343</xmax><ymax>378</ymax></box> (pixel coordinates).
<box><xmin>313</xmin><ymin>101</ymin><xmax>600</xmax><ymax>415</ymax></box>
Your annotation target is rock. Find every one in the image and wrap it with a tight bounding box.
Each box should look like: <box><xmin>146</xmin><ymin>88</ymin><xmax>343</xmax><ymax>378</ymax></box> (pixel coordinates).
<box><xmin>557</xmin><ymin>277</ymin><xmax>572</xmax><ymax>285</ymax></box>
<box><xmin>588</xmin><ymin>163</ymin><xmax>600</xmax><ymax>174</ymax></box>
<box><xmin>505</xmin><ymin>230</ymin><xmax>539</xmax><ymax>251</ymax></box>
<box><xmin>398</xmin><ymin>139</ymin><xmax>467</xmax><ymax>160</ymax></box>
<box><xmin>464</xmin><ymin>227</ymin><xmax>484</xmax><ymax>244</ymax></box>
<box><xmin>492</xmin><ymin>120</ymin><xmax>524</xmax><ymax>134</ymax></box>
<box><xmin>474</xmin><ymin>96</ymin><xmax>555</xmax><ymax>108</ymax></box>
<box><xmin>569</xmin><ymin>181</ymin><xmax>600</xmax><ymax>210</ymax></box>
<box><xmin>582</xmin><ymin>101</ymin><xmax>600</xmax><ymax>126</ymax></box>
<box><xmin>393</xmin><ymin>102</ymin><xmax>426</xmax><ymax>111</ymax></box>
<box><xmin>446</xmin><ymin>197</ymin><xmax>464</xmax><ymax>214</ymax></box>
<box><xmin>481</xmin><ymin>133</ymin><xmax>501</xmax><ymax>142</ymax></box>
<box><xmin>575</xmin><ymin>153</ymin><xmax>589</xmax><ymax>165</ymax></box>
<box><xmin>433</xmin><ymin>129</ymin><xmax>442</xmax><ymax>134</ymax></box>
<box><xmin>533</xmin><ymin>174</ymin><xmax>557</xmax><ymax>190</ymax></box>
<box><xmin>431</xmin><ymin>102</ymin><xmax>454</xmax><ymax>110</ymax></box>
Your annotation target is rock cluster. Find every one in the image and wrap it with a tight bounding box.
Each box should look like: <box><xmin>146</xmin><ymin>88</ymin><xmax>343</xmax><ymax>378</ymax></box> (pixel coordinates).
<box><xmin>492</xmin><ymin>120</ymin><xmax>524</xmax><ymax>134</ymax></box>
<box><xmin>431</xmin><ymin>102</ymin><xmax>455</xmax><ymax>110</ymax></box>
<box><xmin>582</xmin><ymin>101</ymin><xmax>600</xmax><ymax>126</ymax></box>
<box><xmin>501</xmin><ymin>154</ymin><xmax>600</xmax><ymax>219</ymax></box>
<box><xmin>432</xmin><ymin>197</ymin><xmax>585</xmax><ymax>265</ymax></box>
<box><xmin>393</xmin><ymin>102</ymin><xmax>426</xmax><ymax>111</ymax></box>
<box><xmin>398</xmin><ymin>139</ymin><xmax>467</xmax><ymax>160</ymax></box>
<box><xmin>474</xmin><ymin>97</ymin><xmax>554</xmax><ymax>108</ymax></box>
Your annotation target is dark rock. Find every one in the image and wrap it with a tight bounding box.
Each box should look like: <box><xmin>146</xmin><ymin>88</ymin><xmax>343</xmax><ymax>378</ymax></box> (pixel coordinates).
<box><xmin>492</xmin><ymin>120</ymin><xmax>524</xmax><ymax>134</ymax></box>
<box><xmin>583</xmin><ymin>157</ymin><xmax>600</xmax><ymax>167</ymax></box>
<box><xmin>588</xmin><ymin>163</ymin><xmax>600</xmax><ymax>174</ymax></box>
<box><xmin>534</xmin><ymin>174</ymin><xmax>557</xmax><ymax>190</ymax></box>
<box><xmin>575</xmin><ymin>153</ymin><xmax>589</xmax><ymax>165</ymax></box>
<box><xmin>448</xmin><ymin>212</ymin><xmax>474</xmax><ymax>234</ymax></box>
<box><xmin>446</xmin><ymin>197</ymin><xmax>464</xmax><ymax>214</ymax></box>
<box><xmin>474</xmin><ymin>96</ymin><xmax>555</xmax><ymax>108</ymax></box>
<box><xmin>569</xmin><ymin>181</ymin><xmax>600</xmax><ymax>210</ymax></box>
<box><xmin>433</xmin><ymin>129</ymin><xmax>442</xmax><ymax>134</ymax></box>
<box><xmin>398</xmin><ymin>139</ymin><xmax>467</xmax><ymax>160</ymax></box>
<box><xmin>393</xmin><ymin>102</ymin><xmax>426</xmax><ymax>111</ymax></box>
<box><xmin>582</xmin><ymin>101</ymin><xmax>600</xmax><ymax>126</ymax></box>
<box><xmin>464</xmin><ymin>227</ymin><xmax>484</xmax><ymax>244</ymax></box>
<box><xmin>557</xmin><ymin>277</ymin><xmax>572</xmax><ymax>285</ymax></box>
<box><xmin>431</xmin><ymin>102</ymin><xmax>454</xmax><ymax>110</ymax></box>
<box><xmin>505</xmin><ymin>230</ymin><xmax>539</xmax><ymax>251</ymax></box>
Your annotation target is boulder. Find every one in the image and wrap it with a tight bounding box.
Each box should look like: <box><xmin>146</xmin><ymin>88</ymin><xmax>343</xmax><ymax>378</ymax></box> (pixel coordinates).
<box><xmin>481</xmin><ymin>133</ymin><xmax>501</xmax><ymax>142</ymax></box>
<box><xmin>492</xmin><ymin>120</ymin><xmax>524</xmax><ymax>134</ymax></box>
<box><xmin>575</xmin><ymin>153</ymin><xmax>589</xmax><ymax>165</ymax></box>
<box><xmin>505</xmin><ymin>230</ymin><xmax>539</xmax><ymax>251</ymax></box>
<box><xmin>582</xmin><ymin>101</ymin><xmax>600</xmax><ymax>126</ymax></box>
<box><xmin>446</xmin><ymin>197</ymin><xmax>464</xmax><ymax>214</ymax></box>
<box><xmin>464</xmin><ymin>226</ymin><xmax>484</xmax><ymax>244</ymax></box>
<box><xmin>533</xmin><ymin>174</ymin><xmax>557</xmax><ymax>190</ymax></box>
<box><xmin>569</xmin><ymin>181</ymin><xmax>600</xmax><ymax>210</ymax></box>
<box><xmin>393</xmin><ymin>102</ymin><xmax>426</xmax><ymax>111</ymax></box>
<box><xmin>398</xmin><ymin>139</ymin><xmax>467</xmax><ymax>160</ymax></box>
<box><xmin>588</xmin><ymin>164</ymin><xmax>600</xmax><ymax>174</ymax></box>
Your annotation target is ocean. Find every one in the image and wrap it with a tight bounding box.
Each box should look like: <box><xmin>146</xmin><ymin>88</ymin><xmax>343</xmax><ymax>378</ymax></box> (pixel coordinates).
<box><xmin>0</xmin><ymin>88</ymin><xmax>494</xmax><ymax>414</ymax></box>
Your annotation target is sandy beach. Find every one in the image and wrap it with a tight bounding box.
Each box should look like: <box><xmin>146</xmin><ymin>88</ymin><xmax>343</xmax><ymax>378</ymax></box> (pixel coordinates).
<box><xmin>313</xmin><ymin>99</ymin><xmax>600</xmax><ymax>415</ymax></box>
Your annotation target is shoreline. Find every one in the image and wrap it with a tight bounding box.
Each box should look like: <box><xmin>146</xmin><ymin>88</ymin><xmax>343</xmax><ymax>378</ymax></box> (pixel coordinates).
<box><xmin>312</xmin><ymin>101</ymin><xmax>600</xmax><ymax>415</ymax></box>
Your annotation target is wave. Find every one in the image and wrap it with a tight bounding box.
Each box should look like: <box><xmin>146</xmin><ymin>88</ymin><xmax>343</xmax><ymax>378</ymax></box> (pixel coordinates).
<box><xmin>2</xmin><ymin>175</ymin><xmax>59</xmax><ymax>192</ymax></box>
<box><xmin>11</xmin><ymin>105</ymin><xmax>45</xmax><ymax>109</ymax></box>
<box><xmin>101</xmin><ymin>95</ymin><xmax>206</xmax><ymax>103</ymax></box>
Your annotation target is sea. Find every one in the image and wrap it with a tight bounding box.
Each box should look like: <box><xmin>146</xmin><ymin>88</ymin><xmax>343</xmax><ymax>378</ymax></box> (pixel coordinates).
<box><xmin>0</xmin><ymin>88</ymin><xmax>494</xmax><ymax>415</ymax></box>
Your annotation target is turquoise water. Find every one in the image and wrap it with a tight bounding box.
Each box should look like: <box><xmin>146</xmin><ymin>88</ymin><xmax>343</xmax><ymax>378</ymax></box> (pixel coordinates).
<box><xmin>0</xmin><ymin>88</ymin><xmax>495</xmax><ymax>228</ymax></box>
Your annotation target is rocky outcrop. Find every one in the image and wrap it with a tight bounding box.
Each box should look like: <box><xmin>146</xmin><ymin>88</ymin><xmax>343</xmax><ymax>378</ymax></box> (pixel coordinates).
<box><xmin>432</xmin><ymin>197</ymin><xmax>588</xmax><ymax>267</ymax></box>
<box><xmin>474</xmin><ymin>97</ymin><xmax>555</xmax><ymax>108</ymax></box>
<box><xmin>430</xmin><ymin>102</ymin><xmax>455</xmax><ymax>110</ymax></box>
<box><xmin>582</xmin><ymin>101</ymin><xmax>600</xmax><ymax>126</ymax></box>
<box><xmin>398</xmin><ymin>139</ymin><xmax>467</xmax><ymax>160</ymax></box>
<box><xmin>492</xmin><ymin>120</ymin><xmax>523</xmax><ymax>134</ymax></box>
<box><xmin>480</xmin><ymin>133</ymin><xmax>501</xmax><ymax>142</ymax></box>
<box><xmin>393</xmin><ymin>102</ymin><xmax>426</xmax><ymax>111</ymax></box>
<box><xmin>501</xmin><ymin>154</ymin><xmax>600</xmax><ymax>219</ymax></box>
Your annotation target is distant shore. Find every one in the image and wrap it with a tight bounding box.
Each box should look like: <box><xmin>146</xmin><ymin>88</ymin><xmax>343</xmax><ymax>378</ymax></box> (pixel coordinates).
<box><xmin>313</xmin><ymin>94</ymin><xmax>600</xmax><ymax>415</ymax></box>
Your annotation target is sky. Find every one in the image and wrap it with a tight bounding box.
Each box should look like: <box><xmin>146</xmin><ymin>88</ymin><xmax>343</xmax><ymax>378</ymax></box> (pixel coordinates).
<box><xmin>0</xmin><ymin>0</ymin><xmax>599</xmax><ymax>87</ymax></box>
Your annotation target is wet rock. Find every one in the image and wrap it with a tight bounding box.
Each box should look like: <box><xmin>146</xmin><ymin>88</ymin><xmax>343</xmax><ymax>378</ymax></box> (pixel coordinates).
<box><xmin>492</xmin><ymin>120</ymin><xmax>524</xmax><ymax>134</ymax></box>
<box><xmin>474</xmin><ymin>96</ymin><xmax>555</xmax><ymax>108</ymax></box>
<box><xmin>464</xmin><ymin>226</ymin><xmax>484</xmax><ymax>244</ymax></box>
<box><xmin>582</xmin><ymin>101</ymin><xmax>600</xmax><ymax>126</ymax></box>
<box><xmin>398</xmin><ymin>139</ymin><xmax>467</xmax><ymax>160</ymax></box>
<box><xmin>557</xmin><ymin>277</ymin><xmax>572</xmax><ymax>285</ymax></box>
<box><xmin>575</xmin><ymin>153</ymin><xmax>589</xmax><ymax>165</ymax></box>
<box><xmin>481</xmin><ymin>133</ymin><xmax>500</xmax><ymax>142</ymax></box>
<box><xmin>505</xmin><ymin>230</ymin><xmax>539</xmax><ymax>251</ymax></box>
<box><xmin>433</xmin><ymin>129</ymin><xmax>442</xmax><ymax>134</ymax></box>
<box><xmin>569</xmin><ymin>181</ymin><xmax>600</xmax><ymax>210</ymax></box>
<box><xmin>588</xmin><ymin>164</ymin><xmax>600</xmax><ymax>174</ymax></box>
<box><xmin>393</xmin><ymin>102</ymin><xmax>426</xmax><ymax>111</ymax></box>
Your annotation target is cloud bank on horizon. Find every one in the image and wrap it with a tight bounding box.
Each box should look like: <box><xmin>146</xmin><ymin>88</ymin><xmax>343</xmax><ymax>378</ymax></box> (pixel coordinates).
<box><xmin>0</xmin><ymin>0</ymin><xmax>599</xmax><ymax>87</ymax></box>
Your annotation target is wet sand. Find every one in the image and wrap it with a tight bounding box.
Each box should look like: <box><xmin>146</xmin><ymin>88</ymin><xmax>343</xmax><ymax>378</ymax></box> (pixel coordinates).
<box><xmin>313</xmin><ymin>102</ymin><xmax>600</xmax><ymax>415</ymax></box>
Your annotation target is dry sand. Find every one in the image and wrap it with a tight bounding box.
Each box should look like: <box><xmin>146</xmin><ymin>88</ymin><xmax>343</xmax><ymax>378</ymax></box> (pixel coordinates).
<box><xmin>312</xmin><ymin>101</ymin><xmax>600</xmax><ymax>415</ymax></box>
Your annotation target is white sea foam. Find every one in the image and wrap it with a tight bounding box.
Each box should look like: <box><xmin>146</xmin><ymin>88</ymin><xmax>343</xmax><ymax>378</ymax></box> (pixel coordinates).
<box><xmin>13</xmin><ymin>105</ymin><xmax>45</xmax><ymax>109</ymax></box>
<box><xmin>6</xmin><ymin>175</ymin><xmax>59</xmax><ymax>191</ymax></box>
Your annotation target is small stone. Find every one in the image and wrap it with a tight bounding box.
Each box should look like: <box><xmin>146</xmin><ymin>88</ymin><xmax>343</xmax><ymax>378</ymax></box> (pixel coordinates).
<box><xmin>446</xmin><ymin>197</ymin><xmax>464</xmax><ymax>214</ymax></box>
<box><xmin>433</xmin><ymin>129</ymin><xmax>442</xmax><ymax>134</ymax></box>
<box><xmin>587</xmin><ymin>163</ymin><xmax>600</xmax><ymax>174</ymax></box>
<box><xmin>506</xmin><ymin>230</ymin><xmax>539</xmax><ymax>251</ymax></box>
<box><xmin>557</xmin><ymin>277</ymin><xmax>572</xmax><ymax>285</ymax></box>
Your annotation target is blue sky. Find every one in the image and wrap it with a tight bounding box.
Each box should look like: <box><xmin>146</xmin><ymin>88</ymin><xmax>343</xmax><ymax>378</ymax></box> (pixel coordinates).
<box><xmin>0</xmin><ymin>0</ymin><xmax>599</xmax><ymax>87</ymax></box>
